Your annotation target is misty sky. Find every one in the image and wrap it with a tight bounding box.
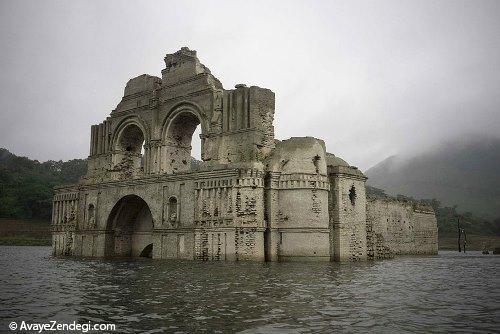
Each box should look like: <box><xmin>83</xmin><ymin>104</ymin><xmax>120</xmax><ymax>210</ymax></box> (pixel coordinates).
<box><xmin>1</xmin><ymin>0</ymin><xmax>499</xmax><ymax>170</ymax></box>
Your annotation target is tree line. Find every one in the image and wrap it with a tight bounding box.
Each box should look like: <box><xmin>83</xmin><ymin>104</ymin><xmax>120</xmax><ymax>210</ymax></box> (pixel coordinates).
<box><xmin>0</xmin><ymin>148</ymin><xmax>86</xmax><ymax>220</ymax></box>
<box><xmin>1</xmin><ymin>147</ymin><xmax>498</xmax><ymax>237</ymax></box>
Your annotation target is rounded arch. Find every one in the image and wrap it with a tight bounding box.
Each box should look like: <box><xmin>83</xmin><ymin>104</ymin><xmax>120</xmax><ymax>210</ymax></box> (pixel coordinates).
<box><xmin>161</xmin><ymin>101</ymin><xmax>208</xmax><ymax>141</ymax></box>
<box><xmin>140</xmin><ymin>243</ymin><xmax>153</xmax><ymax>258</ymax></box>
<box><xmin>105</xmin><ymin>194</ymin><xmax>154</xmax><ymax>258</ymax></box>
<box><xmin>111</xmin><ymin>115</ymin><xmax>150</xmax><ymax>151</ymax></box>
<box><xmin>160</xmin><ymin>102</ymin><xmax>208</xmax><ymax>172</ymax></box>
<box><xmin>111</xmin><ymin>116</ymin><xmax>150</xmax><ymax>178</ymax></box>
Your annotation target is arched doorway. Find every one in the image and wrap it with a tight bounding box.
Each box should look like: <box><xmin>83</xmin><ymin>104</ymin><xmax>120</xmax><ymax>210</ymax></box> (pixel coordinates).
<box><xmin>106</xmin><ymin>195</ymin><xmax>154</xmax><ymax>258</ymax></box>
<box><xmin>140</xmin><ymin>244</ymin><xmax>153</xmax><ymax>258</ymax></box>
<box><xmin>163</xmin><ymin>110</ymin><xmax>202</xmax><ymax>173</ymax></box>
<box><xmin>113</xmin><ymin>123</ymin><xmax>146</xmax><ymax>179</ymax></box>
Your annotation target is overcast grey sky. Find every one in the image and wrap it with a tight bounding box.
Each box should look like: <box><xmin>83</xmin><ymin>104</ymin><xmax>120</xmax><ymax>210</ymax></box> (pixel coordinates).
<box><xmin>1</xmin><ymin>0</ymin><xmax>499</xmax><ymax>170</ymax></box>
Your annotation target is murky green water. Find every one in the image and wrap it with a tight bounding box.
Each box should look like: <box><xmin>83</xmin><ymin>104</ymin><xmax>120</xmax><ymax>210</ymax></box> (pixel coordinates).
<box><xmin>0</xmin><ymin>246</ymin><xmax>498</xmax><ymax>333</ymax></box>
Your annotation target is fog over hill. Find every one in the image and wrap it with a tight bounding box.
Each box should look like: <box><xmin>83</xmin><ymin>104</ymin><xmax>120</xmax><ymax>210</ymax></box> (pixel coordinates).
<box><xmin>365</xmin><ymin>136</ymin><xmax>500</xmax><ymax>219</ymax></box>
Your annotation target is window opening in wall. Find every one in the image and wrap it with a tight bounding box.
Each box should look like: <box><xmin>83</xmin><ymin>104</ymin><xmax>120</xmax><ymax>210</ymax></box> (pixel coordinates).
<box><xmin>312</xmin><ymin>155</ymin><xmax>321</xmax><ymax>174</ymax></box>
<box><xmin>88</xmin><ymin>204</ymin><xmax>95</xmax><ymax>218</ymax></box>
<box><xmin>88</xmin><ymin>204</ymin><xmax>95</xmax><ymax>228</ymax></box>
<box><xmin>192</xmin><ymin>125</ymin><xmax>202</xmax><ymax>161</ymax></box>
<box><xmin>168</xmin><ymin>196</ymin><xmax>178</xmax><ymax>222</ymax></box>
<box><xmin>349</xmin><ymin>185</ymin><xmax>356</xmax><ymax>205</ymax></box>
<box><xmin>140</xmin><ymin>144</ymin><xmax>145</xmax><ymax>168</ymax></box>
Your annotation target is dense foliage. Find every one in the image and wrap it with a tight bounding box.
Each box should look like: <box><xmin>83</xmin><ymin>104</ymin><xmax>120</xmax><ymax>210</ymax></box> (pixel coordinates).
<box><xmin>422</xmin><ymin>199</ymin><xmax>500</xmax><ymax>237</ymax></box>
<box><xmin>0</xmin><ymin>148</ymin><xmax>86</xmax><ymax>220</ymax></box>
<box><xmin>366</xmin><ymin>186</ymin><xmax>500</xmax><ymax>237</ymax></box>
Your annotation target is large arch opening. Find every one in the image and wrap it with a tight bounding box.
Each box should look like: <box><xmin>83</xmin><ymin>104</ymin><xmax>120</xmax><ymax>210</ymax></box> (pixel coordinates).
<box><xmin>140</xmin><ymin>243</ymin><xmax>153</xmax><ymax>258</ymax></box>
<box><xmin>105</xmin><ymin>195</ymin><xmax>153</xmax><ymax>258</ymax></box>
<box><xmin>114</xmin><ymin>124</ymin><xmax>145</xmax><ymax>179</ymax></box>
<box><xmin>164</xmin><ymin>111</ymin><xmax>202</xmax><ymax>173</ymax></box>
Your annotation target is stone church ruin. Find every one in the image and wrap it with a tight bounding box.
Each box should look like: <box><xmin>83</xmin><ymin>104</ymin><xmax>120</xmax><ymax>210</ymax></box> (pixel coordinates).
<box><xmin>52</xmin><ymin>47</ymin><xmax>438</xmax><ymax>261</ymax></box>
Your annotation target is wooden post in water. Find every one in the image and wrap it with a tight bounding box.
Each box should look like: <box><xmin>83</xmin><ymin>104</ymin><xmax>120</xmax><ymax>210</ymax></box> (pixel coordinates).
<box><xmin>463</xmin><ymin>228</ymin><xmax>467</xmax><ymax>254</ymax></box>
<box><xmin>458</xmin><ymin>215</ymin><xmax>461</xmax><ymax>253</ymax></box>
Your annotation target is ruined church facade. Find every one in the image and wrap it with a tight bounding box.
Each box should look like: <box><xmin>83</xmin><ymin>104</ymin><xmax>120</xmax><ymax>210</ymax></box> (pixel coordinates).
<box><xmin>52</xmin><ymin>48</ymin><xmax>438</xmax><ymax>261</ymax></box>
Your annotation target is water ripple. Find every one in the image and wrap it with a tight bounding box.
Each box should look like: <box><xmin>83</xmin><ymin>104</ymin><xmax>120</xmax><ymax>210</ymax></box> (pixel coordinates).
<box><xmin>0</xmin><ymin>247</ymin><xmax>499</xmax><ymax>333</ymax></box>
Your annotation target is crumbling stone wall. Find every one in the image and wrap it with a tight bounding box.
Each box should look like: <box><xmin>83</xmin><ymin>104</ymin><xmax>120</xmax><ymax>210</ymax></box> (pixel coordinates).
<box><xmin>192</xmin><ymin>168</ymin><xmax>266</xmax><ymax>261</ymax></box>
<box><xmin>265</xmin><ymin>137</ymin><xmax>331</xmax><ymax>261</ymax></box>
<box><xmin>52</xmin><ymin>189</ymin><xmax>79</xmax><ymax>256</ymax></box>
<box><xmin>328</xmin><ymin>166</ymin><xmax>368</xmax><ymax>261</ymax></box>
<box><xmin>84</xmin><ymin>48</ymin><xmax>275</xmax><ymax>184</ymax></box>
<box><xmin>366</xmin><ymin>196</ymin><xmax>438</xmax><ymax>257</ymax></box>
<box><xmin>52</xmin><ymin>47</ymin><xmax>438</xmax><ymax>262</ymax></box>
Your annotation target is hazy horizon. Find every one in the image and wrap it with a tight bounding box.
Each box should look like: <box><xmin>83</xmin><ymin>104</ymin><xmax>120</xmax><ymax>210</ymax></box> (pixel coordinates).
<box><xmin>1</xmin><ymin>0</ymin><xmax>499</xmax><ymax>170</ymax></box>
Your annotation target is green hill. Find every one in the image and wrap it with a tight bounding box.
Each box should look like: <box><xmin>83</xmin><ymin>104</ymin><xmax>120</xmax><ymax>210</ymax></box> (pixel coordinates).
<box><xmin>0</xmin><ymin>148</ymin><xmax>86</xmax><ymax>220</ymax></box>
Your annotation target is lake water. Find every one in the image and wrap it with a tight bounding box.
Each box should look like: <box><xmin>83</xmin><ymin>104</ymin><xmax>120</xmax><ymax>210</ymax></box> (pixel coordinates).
<box><xmin>0</xmin><ymin>246</ymin><xmax>498</xmax><ymax>333</ymax></box>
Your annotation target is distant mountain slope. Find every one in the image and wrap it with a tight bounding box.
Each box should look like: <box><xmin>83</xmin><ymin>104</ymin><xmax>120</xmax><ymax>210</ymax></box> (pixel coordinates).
<box><xmin>365</xmin><ymin>137</ymin><xmax>500</xmax><ymax>219</ymax></box>
<box><xmin>0</xmin><ymin>148</ymin><xmax>86</xmax><ymax>220</ymax></box>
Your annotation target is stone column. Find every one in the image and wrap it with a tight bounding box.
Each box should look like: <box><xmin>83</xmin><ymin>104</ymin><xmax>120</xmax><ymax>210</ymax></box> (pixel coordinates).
<box><xmin>57</xmin><ymin>201</ymin><xmax>61</xmax><ymax>225</ymax></box>
<box><xmin>103</xmin><ymin>121</ymin><xmax>109</xmax><ymax>153</ymax></box>
<box><xmin>107</xmin><ymin>121</ymin><xmax>111</xmax><ymax>153</ymax></box>
<box><xmin>62</xmin><ymin>200</ymin><xmax>66</xmax><ymax>224</ymax></box>
<box><xmin>90</xmin><ymin>126</ymin><xmax>94</xmax><ymax>156</ymax></box>
<box><xmin>228</xmin><ymin>92</ymin><xmax>234</xmax><ymax>132</ymax></box>
<box><xmin>92</xmin><ymin>125</ymin><xmax>99</xmax><ymax>156</ymax></box>
<box><xmin>246</xmin><ymin>89</ymin><xmax>251</xmax><ymax>128</ymax></box>
<box><xmin>51</xmin><ymin>201</ymin><xmax>54</xmax><ymax>224</ymax></box>
<box><xmin>97</xmin><ymin>123</ymin><xmax>103</xmax><ymax>155</ymax></box>
<box><xmin>242</xmin><ymin>88</ymin><xmax>248</xmax><ymax>128</ymax></box>
<box><xmin>55</xmin><ymin>201</ymin><xmax>60</xmax><ymax>225</ymax></box>
<box><xmin>101</xmin><ymin>122</ymin><xmax>105</xmax><ymax>154</ymax></box>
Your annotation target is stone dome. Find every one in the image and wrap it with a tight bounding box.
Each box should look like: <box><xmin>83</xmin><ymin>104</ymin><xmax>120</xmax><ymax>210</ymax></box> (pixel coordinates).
<box><xmin>326</xmin><ymin>153</ymin><xmax>350</xmax><ymax>167</ymax></box>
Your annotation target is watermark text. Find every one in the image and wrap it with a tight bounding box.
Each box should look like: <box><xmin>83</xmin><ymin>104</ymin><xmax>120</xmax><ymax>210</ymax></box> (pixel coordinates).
<box><xmin>8</xmin><ymin>320</ymin><xmax>115</xmax><ymax>333</ymax></box>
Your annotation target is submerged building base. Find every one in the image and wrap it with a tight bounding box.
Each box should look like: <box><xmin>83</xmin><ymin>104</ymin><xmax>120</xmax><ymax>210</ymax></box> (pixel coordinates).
<box><xmin>52</xmin><ymin>48</ymin><xmax>438</xmax><ymax>261</ymax></box>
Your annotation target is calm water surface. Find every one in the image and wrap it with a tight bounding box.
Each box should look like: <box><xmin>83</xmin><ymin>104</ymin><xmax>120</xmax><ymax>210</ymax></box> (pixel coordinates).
<box><xmin>0</xmin><ymin>246</ymin><xmax>498</xmax><ymax>333</ymax></box>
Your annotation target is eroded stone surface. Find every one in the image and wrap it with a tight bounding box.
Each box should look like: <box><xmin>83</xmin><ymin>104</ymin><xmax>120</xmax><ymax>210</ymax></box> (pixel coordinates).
<box><xmin>52</xmin><ymin>48</ymin><xmax>437</xmax><ymax>261</ymax></box>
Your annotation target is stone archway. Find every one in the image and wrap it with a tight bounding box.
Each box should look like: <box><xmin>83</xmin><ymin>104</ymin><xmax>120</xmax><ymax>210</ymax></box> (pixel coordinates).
<box><xmin>111</xmin><ymin>117</ymin><xmax>149</xmax><ymax>179</ymax></box>
<box><xmin>162</xmin><ymin>108</ymin><xmax>205</xmax><ymax>173</ymax></box>
<box><xmin>113</xmin><ymin>124</ymin><xmax>145</xmax><ymax>178</ymax></box>
<box><xmin>105</xmin><ymin>195</ymin><xmax>154</xmax><ymax>258</ymax></box>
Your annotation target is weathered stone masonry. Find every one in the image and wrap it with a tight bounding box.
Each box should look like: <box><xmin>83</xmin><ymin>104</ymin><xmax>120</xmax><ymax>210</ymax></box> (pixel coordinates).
<box><xmin>52</xmin><ymin>47</ymin><xmax>438</xmax><ymax>261</ymax></box>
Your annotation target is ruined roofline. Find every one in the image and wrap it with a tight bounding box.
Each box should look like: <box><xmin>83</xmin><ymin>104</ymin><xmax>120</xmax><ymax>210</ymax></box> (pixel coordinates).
<box><xmin>366</xmin><ymin>192</ymin><xmax>435</xmax><ymax>213</ymax></box>
<box><xmin>326</xmin><ymin>152</ymin><xmax>366</xmax><ymax>179</ymax></box>
<box><xmin>108</xmin><ymin>47</ymin><xmax>275</xmax><ymax>117</ymax></box>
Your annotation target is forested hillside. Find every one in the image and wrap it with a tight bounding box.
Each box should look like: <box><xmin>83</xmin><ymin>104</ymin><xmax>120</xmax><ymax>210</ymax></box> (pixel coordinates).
<box><xmin>0</xmin><ymin>148</ymin><xmax>86</xmax><ymax>220</ymax></box>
